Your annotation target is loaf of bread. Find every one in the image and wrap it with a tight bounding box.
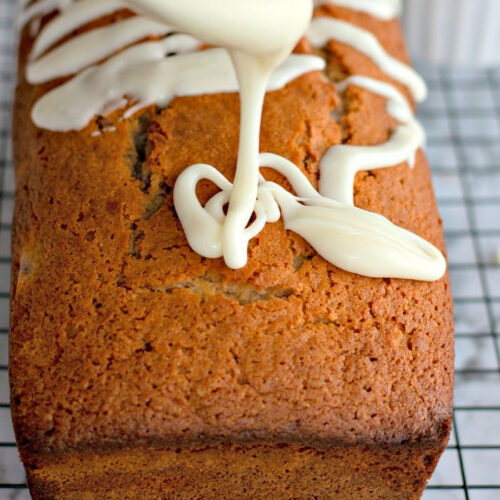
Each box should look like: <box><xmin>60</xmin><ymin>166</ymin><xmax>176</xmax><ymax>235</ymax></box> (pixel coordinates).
<box><xmin>10</xmin><ymin>1</ymin><xmax>453</xmax><ymax>498</ymax></box>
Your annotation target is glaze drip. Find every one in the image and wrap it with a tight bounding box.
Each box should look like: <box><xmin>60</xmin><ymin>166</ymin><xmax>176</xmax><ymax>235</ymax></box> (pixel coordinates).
<box><xmin>111</xmin><ymin>0</ymin><xmax>315</xmax><ymax>269</ymax></box>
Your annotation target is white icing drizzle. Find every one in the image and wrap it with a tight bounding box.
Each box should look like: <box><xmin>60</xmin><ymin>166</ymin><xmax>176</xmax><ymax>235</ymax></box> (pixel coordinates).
<box><xmin>21</xmin><ymin>0</ymin><xmax>446</xmax><ymax>281</ymax></box>
<box><xmin>31</xmin><ymin>0</ymin><xmax>125</xmax><ymax>59</ymax></box>
<box><xmin>307</xmin><ymin>17</ymin><xmax>427</xmax><ymax>102</ymax></box>
<box><xmin>174</xmin><ymin>154</ymin><xmax>445</xmax><ymax>280</ymax></box>
<box><xmin>27</xmin><ymin>17</ymin><xmax>173</xmax><ymax>84</ymax></box>
<box><xmin>320</xmin><ymin>75</ymin><xmax>425</xmax><ymax>205</ymax></box>
<box><xmin>314</xmin><ymin>0</ymin><xmax>401</xmax><ymax>21</ymax></box>
<box><xmin>32</xmin><ymin>46</ymin><xmax>323</xmax><ymax>131</ymax></box>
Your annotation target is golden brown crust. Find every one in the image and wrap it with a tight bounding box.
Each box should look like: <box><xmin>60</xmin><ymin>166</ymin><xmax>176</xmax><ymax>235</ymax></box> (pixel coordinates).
<box><xmin>10</xmin><ymin>4</ymin><xmax>453</xmax><ymax>498</ymax></box>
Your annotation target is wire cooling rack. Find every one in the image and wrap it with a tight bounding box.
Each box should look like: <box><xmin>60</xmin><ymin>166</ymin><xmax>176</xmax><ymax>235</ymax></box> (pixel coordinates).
<box><xmin>0</xmin><ymin>2</ymin><xmax>500</xmax><ymax>500</ymax></box>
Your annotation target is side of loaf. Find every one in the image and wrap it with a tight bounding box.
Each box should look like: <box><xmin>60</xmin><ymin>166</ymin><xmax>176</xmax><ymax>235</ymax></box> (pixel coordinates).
<box><xmin>10</xmin><ymin>2</ymin><xmax>453</xmax><ymax>499</ymax></box>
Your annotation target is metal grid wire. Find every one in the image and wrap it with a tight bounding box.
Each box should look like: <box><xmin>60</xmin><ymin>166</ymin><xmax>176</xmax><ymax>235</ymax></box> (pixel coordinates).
<box><xmin>0</xmin><ymin>2</ymin><xmax>500</xmax><ymax>499</ymax></box>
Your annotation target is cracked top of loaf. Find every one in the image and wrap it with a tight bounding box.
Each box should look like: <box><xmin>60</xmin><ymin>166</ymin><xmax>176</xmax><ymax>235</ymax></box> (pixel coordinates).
<box><xmin>10</xmin><ymin>4</ymin><xmax>453</xmax><ymax>455</ymax></box>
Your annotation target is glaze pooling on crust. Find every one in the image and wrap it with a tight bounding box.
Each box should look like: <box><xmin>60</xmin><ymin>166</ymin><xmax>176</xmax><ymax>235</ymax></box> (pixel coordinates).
<box><xmin>175</xmin><ymin>154</ymin><xmax>445</xmax><ymax>280</ymax></box>
<box><xmin>21</xmin><ymin>0</ymin><xmax>446</xmax><ymax>281</ymax></box>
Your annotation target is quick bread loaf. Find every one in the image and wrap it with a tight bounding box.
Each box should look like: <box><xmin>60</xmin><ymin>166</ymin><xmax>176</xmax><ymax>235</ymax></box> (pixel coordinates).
<box><xmin>10</xmin><ymin>0</ymin><xmax>454</xmax><ymax>498</ymax></box>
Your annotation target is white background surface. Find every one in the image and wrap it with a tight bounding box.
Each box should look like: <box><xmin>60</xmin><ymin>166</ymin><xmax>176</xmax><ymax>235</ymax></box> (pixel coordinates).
<box><xmin>0</xmin><ymin>1</ymin><xmax>500</xmax><ymax>499</ymax></box>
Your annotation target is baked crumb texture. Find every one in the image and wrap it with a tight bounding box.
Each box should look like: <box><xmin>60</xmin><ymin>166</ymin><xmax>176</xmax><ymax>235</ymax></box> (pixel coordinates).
<box><xmin>10</xmin><ymin>4</ymin><xmax>453</xmax><ymax>499</ymax></box>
